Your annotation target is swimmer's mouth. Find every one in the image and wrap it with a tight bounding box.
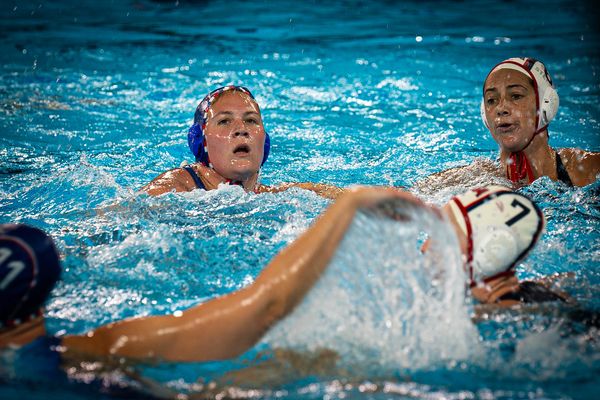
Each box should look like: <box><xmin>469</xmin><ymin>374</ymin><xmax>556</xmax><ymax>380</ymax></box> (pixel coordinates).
<box><xmin>496</xmin><ymin>122</ymin><xmax>516</xmax><ymax>133</ymax></box>
<box><xmin>233</xmin><ymin>144</ymin><xmax>251</xmax><ymax>155</ymax></box>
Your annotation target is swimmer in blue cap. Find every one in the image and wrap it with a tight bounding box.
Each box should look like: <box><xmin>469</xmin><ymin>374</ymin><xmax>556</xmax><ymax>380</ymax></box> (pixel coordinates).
<box><xmin>415</xmin><ymin>58</ymin><xmax>600</xmax><ymax>192</ymax></box>
<box><xmin>142</xmin><ymin>85</ymin><xmax>341</xmax><ymax>199</ymax></box>
<box><xmin>0</xmin><ymin>187</ymin><xmax>574</xmax><ymax>361</ymax></box>
<box><xmin>0</xmin><ymin>224</ymin><xmax>61</xmax><ymax>347</ymax></box>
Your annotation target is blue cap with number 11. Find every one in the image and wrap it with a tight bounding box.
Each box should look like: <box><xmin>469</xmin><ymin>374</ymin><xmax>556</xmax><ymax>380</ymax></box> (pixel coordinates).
<box><xmin>0</xmin><ymin>224</ymin><xmax>61</xmax><ymax>328</ymax></box>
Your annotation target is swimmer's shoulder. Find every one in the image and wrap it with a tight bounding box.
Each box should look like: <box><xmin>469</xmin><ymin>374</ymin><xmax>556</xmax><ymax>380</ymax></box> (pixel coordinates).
<box><xmin>557</xmin><ymin>148</ymin><xmax>600</xmax><ymax>186</ymax></box>
<box><xmin>142</xmin><ymin>163</ymin><xmax>205</xmax><ymax>196</ymax></box>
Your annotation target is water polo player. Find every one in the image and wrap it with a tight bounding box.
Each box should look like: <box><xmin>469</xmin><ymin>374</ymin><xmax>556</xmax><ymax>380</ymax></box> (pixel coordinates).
<box><xmin>142</xmin><ymin>85</ymin><xmax>341</xmax><ymax>199</ymax></box>
<box><xmin>415</xmin><ymin>58</ymin><xmax>600</xmax><ymax>192</ymax></box>
<box><xmin>481</xmin><ymin>58</ymin><xmax>599</xmax><ymax>186</ymax></box>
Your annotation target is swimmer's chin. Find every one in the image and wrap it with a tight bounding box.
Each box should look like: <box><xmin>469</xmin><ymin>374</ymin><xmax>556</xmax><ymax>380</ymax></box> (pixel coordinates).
<box><xmin>494</xmin><ymin>133</ymin><xmax>524</xmax><ymax>152</ymax></box>
<box><xmin>220</xmin><ymin>162</ymin><xmax>260</xmax><ymax>182</ymax></box>
<box><xmin>228</xmin><ymin>159</ymin><xmax>259</xmax><ymax>172</ymax></box>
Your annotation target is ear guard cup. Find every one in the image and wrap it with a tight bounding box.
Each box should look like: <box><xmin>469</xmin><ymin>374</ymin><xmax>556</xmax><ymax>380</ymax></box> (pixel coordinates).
<box><xmin>539</xmin><ymin>86</ymin><xmax>559</xmax><ymax>128</ymax></box>
<box><xmin>187</xmin><ymin>123</ymin><xmax>206</xmax><ymax>164</ymax></box>
<box><xmin>471</xmin><ymin>225</ymin><xmax>519</xmax><ymax>283</ymax></box>
<box><xmin>480</xmin><ymin>99</ymin><xmax>489</xmax><ymax>129</ymax></box>
<box><xmin>262</xmin><ymin>132</ymin><xmax>270</xmax><ymax>165</ymax></box>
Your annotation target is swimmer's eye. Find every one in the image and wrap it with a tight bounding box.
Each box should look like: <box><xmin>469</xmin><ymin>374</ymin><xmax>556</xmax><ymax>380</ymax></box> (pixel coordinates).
<box><xmin>485</xmin><ymin>97</ymin><xmax>497</xmax><ymax>106</ymax></box>
<box><xmin>245</xmin><ymin>117</ymin><xmax>259</xmax><ymax>125</ymax></box>
<box><xmin>511</xmin><ymin>93</ymin><xmax>524</xmax><ymax>100</ymax></box>
<box><xmin>217</xmin><ymin>118</ymin><xmax>231</xmax><ymax>126</ymax></box>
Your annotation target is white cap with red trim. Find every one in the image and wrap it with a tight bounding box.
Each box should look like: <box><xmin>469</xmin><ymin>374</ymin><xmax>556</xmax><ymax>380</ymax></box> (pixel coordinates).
<box><xmin>481</xmin><ymin>57</ymin><xmax>559</xmax><ymax>133</ymax></box>
<box><xmin>447</xmin><ymin>186</ymin><xmax>546</xmax><ymax>285</ymax></box>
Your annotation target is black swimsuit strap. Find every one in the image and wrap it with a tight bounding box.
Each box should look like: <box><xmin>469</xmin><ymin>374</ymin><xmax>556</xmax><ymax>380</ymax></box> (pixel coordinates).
<box><xmin>555</xmin><ymin>152</ymin><xmax>573</xmax><ymax>187</ymax></box>
<box><xmin>497</xmin><ymin>281</ymin><xmax>566</xmax><ymax>304</ymax></box>
<box><xmin>182</xmin><ymin>165</ymin><xmax>206</xmax><ymax>190</ymax></box>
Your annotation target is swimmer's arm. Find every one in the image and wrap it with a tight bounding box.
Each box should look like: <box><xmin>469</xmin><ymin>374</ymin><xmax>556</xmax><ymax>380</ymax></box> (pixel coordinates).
<box><xmin>62</xmin><ymin>187</ymin><xmax>415</xmax><ymax>362</ymax></box>
<box><xmin>258</xmin><ymin>182</ymin><xmax>345</xmax><ymax>200</ymax></box>
<box><xmin>412</xmin><ymin>165</ymin><xmax>470</xmax><ymax>194</ymax></box>
<box><xmin>412</xmin><ymin>159</ymin><xmax>503</xmax><ymax>194</ymax></box>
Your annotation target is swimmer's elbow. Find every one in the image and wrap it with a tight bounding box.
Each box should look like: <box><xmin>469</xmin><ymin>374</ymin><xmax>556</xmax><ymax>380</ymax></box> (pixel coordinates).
<box><xmin>252</xmin><ymin>292</ymin><xmax>288</xmax><ymax>339</ymax></box>
<box><xmin>265</xmin><ymin>298</ymin><xmax>288</xmax><ymax>326</ymax></box>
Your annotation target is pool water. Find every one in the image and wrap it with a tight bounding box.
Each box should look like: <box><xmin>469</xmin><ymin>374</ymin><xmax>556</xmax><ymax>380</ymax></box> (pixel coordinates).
<box><xmin>1</xmin><ymin>0</ymin><xmax>599</xmax><ymax>398</ymax></box>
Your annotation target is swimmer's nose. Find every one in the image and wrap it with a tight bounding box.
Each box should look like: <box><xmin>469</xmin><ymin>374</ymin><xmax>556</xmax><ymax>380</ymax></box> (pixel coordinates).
<box><xmin>230</xmin><ymin>119</ymin><xmax>250</xmax><ymax>138</ymax></box>
<box><xmin>233</xmin><ymin>129</ymin><xmax>250</xmax><ymax>138</ymax></box>
<box><xmin>496</xmin><ymin>97</ymin><xmax>510</xmax><ymax>116</ymax></box>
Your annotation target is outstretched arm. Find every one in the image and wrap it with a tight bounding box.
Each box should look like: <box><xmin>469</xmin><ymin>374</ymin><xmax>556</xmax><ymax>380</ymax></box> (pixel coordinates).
<box><xmin>412</xmin><ymin>158</ymin><xmax>504</xmax><ymax>195</ymax></box>
<box><xmin>62</xmin><ymin>187</ymin><xmax>418</xmax><ymax>362</ymax></box>
<box><xmin>258</xmin><ymin>182</ymin><xmax>345</xmax><ymax>200</ymax></box>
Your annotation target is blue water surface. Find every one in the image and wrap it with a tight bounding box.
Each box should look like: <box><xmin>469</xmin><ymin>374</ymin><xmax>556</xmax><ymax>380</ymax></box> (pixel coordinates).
<box><xmin>1</xmin><ymin>0</ymin><xmax>599</xmax><ymax>399</ymax></box>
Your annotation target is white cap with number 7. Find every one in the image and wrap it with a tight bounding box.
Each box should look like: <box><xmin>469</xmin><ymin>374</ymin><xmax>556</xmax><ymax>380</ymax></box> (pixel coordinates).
<box><xmin>447</xmin><ymin>186</ymin><xmax>546</xmax><ymax>286</ymax></box>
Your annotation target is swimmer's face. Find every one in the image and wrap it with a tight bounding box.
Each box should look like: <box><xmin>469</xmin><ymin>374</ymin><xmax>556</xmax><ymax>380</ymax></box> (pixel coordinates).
<box><xmin>483</xmin><ymin>70</ymin><xmax>537</xmax><ymax>153</ymax></box>
<box><xmin>204</xmin><ymin>91</ymin><xmax>266</xmax><ymax>182</ymax></box>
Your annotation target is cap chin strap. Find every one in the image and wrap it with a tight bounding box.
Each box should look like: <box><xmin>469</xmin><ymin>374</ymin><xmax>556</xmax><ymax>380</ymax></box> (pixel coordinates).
<box><xmin>450</xmin><ymin>197</ymin><xmax>474</xmax><ymax>283</ymax></box>
<box><xmin>507</xmin><ymin>151</ymin><xmax>534</xmax><ymax>184</ymax></box>
<box><xmin>506</xmin><ymin>126</ymin><xmax>548</xmax><ymax>184</ymax></box>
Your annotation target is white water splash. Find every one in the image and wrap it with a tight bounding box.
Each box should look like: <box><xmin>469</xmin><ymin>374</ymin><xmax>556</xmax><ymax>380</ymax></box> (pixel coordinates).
<box><xmin>263</xmin><ymin>199</ymin><xmax>479</xmax><ymax>373</ymax></box>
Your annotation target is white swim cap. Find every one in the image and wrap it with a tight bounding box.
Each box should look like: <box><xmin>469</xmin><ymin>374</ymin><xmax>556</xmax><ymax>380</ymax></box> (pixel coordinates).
<box><xmin>481</xmin><ymin>57</ymin><xmax>559</xmax><ymax>133</ymax></box>
<box><xmin>447</xmin><ymin>186</ymin><xmax>545</xmax><ymax>286</ymax></box>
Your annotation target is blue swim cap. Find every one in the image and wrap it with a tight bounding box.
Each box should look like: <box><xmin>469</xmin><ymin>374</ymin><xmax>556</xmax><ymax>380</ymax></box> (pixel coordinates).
<box><xmin>187</xmin><ymin>85</ymin><xmax>270</xmax><ymax>167</ymax></box>
<box><xmin>0</xmin><ymin>224</ymin><xmax>61</xmax><ymax>327</ymax></box>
